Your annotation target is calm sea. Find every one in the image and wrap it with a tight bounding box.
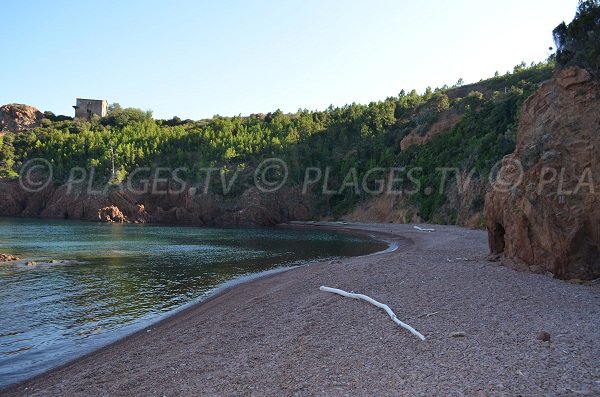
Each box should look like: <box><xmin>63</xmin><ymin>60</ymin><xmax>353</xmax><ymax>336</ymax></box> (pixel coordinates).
<box><xmin>0</xmin><ymin>218</ymin><xmax>386</xmax><ymax>387</ymax></box>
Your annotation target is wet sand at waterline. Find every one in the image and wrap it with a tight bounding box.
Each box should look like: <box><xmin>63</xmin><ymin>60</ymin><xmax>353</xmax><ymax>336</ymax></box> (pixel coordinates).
<box><xmin>4</xmin><ymin>223</ymin><xmax>599</xmax><ymax>396</ymax></box>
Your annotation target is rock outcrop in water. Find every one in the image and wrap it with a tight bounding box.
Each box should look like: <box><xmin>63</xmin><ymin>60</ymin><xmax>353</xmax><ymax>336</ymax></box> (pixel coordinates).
<box><xmin>485</xmin><ymin>67</ymin><xmax>600</xmax><ymax>280</ymax></box>
<box><xmin>98</xmin><ymin>206</ymin><xmax>128</xmax><ymax>223</ymax></box>
<box><xmin>0</xmin><ymin>254</ymin><xmax>20</xmax><ymax>262</ymax></box>
<box><xmin>0</xmin><ymin>104</ymin><xmax>43</xmax><ymax>133</ymax></box>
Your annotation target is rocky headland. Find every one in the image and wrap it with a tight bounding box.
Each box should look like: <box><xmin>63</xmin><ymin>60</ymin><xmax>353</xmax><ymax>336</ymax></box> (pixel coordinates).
<box><xmin>485</xmin><ymin>67</ymin><xmax>600</xmax><ymax>280</ymax></box>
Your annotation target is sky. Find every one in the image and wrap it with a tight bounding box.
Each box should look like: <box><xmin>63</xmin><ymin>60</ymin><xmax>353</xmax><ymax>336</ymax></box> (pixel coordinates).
<box><xmin>1</xmin><ymin>0</ymin><xmax>579</xmax><ymax>120</ymax></box>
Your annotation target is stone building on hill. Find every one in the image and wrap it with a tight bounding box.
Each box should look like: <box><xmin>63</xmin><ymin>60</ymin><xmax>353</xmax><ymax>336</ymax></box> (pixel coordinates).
<box><xmin>73</xmin><ymin>98</ymin><xmax>108</xmax><ymax>120</ymax></box>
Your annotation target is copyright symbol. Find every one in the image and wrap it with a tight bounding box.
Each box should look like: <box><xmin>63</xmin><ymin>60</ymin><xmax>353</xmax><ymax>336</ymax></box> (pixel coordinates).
<box><xmin>254</xmin><ymin>158</ymin><xmax>288</xmax><ymax>193</ymax></box>
<box><xmin>489</xmin><ymin>157</ymin><xmax>523</xmax><ymax>193</ymax></box>
<box><xmin>19</xmin><ymin>158</ymin><xmax>53</xmax><ymax>193</ymax></box>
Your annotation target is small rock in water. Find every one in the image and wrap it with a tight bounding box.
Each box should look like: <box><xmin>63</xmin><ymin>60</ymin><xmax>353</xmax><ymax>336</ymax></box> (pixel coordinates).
<box><xmin>537</xmin><ymin>331</ymin><xmax>551</xmax><ymax>342</ymax></box>
<box><xmin>0</xmin><ymin>254</ymin><xmax>20</xmax><ymax>262</ymax></box>
<box><xmin>450</xmin><ymin>331</ymin><xmax>466</xmax><ymax>338</ymax></box>
<box><xmin>26</xmin><ymin>261</ymin><xmax>36</xmax><ymax>267</ymax></box>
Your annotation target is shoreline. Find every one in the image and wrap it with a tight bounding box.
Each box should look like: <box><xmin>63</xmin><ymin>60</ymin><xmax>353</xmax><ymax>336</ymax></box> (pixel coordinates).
<box><xmin>3</xmin><ymin>223</ymin><xmax>599</xmax><ymax>396</ymax></box>
<box><xmin>0</xmin><ymin>221</ymin><xmax>394</xmax><ymax>390</ymax></box>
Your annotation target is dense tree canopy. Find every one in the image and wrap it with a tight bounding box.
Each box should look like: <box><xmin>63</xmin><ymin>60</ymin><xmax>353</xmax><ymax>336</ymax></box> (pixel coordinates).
<box><xmin>553</xmin><ymin>0</ymin><xmax>600</xmax><ymax>77</ymax></box>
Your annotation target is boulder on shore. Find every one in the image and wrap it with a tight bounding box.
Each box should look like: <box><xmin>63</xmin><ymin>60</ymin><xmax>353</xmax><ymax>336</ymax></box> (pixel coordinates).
<box><xmin>98</xmin><ymin>205</ymin><xmax>128</xmax><ymax>223</ymax></box>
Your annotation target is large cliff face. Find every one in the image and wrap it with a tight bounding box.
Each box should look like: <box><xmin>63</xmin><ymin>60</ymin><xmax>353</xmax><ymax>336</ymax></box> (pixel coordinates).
<box><xmin>485</xmin><ymin>67</ymin><xmax>600</xmax><ymax>280</ymax></box>
<box><xmin>0</xmin><ymin>180</ymin><xmax>312</xmax><ymax>227</ymax></box>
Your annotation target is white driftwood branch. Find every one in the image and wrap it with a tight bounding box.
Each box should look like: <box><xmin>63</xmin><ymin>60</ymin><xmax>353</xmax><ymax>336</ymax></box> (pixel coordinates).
<box><xmin>319</xmin><ymin>286</ymin><xmax>426</xmax><ymax>341</ymax></box>
<box><xmin>413</xmin><ymin>226</ymin><xmax>435</xmax><ymax>232</ymax></box>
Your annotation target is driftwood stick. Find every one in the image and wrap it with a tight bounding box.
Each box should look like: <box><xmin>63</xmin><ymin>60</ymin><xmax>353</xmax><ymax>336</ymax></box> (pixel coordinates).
<box><xmin>413</xmin><ymin>226</ymin><xmax>435</xmax><ymax>232</ymax></box>
<box><xmin>319</xmin><ymin>286</ymin><xmax>426</xmax><ymax>341</ymax></box>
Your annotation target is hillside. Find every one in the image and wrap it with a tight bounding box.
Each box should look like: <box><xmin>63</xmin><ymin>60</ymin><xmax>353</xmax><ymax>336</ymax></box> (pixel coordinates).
<box><xmin>0</xmin><ymin>62</ymin><xmax>553</xmax><ymax>226</ymax></box>
<box><xmin>1</xmin><ymin>1</ymin><xmax>599</xmax><ymax>281</ymax></box>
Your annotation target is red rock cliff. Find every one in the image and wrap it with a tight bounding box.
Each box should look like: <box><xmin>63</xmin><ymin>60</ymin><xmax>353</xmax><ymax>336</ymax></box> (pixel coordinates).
<box><xmin>0</xmin><ymin>104</ymin><xmax>43</xmax><ymax>132</ymax></box>
<box><xmin>0</xmin><ymin>180</ymin><xmax>312</xmax><ymax>227</ymax></box>
<box><xmin>485</xmin><ymin>67</ymin><xmax>600</xmax><ymax>280</ymax></box>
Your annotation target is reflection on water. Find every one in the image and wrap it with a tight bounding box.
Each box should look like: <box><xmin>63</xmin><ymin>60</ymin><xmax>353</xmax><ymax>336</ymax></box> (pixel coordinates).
<box><xmin>0</xmin><ymin>218</ymin><xmax>386</xmax><ymax>387</ymax></box>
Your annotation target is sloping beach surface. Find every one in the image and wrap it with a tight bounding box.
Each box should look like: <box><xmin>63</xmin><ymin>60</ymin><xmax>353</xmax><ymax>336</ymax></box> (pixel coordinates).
<box><xmin>4</xmin><ymin>224</ymin><xmax>599</xmax><ymax>396</ymax></box>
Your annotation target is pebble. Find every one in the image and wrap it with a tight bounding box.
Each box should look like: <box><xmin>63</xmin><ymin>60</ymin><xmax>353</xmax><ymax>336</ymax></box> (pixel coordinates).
<box><xmin>450</xmin><ymin>332</ymin><xmax>466</xmax><ymax>338</ymax></box>
<box><xmin>537</xmin><ymin>331</ymin><xmax>551</xmax><ymax>342</ymax></box>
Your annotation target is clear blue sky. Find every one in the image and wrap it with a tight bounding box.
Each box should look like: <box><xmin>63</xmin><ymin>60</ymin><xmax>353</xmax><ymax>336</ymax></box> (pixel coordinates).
<box><xmin>1</xmin><ymin>0</ymin><xmax>579</xmax><ymax>119</ymax></box>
